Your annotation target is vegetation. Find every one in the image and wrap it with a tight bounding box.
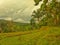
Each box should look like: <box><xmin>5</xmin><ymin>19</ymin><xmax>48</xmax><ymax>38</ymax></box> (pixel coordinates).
<box><xmin>0</xmin><ymin>27</ymin><xmax>60</xmax><ymax>45</ymax></box>
<box><xmin>0</xmin><ymin>20</ymin><xmax>32</xmax><ymax>33</ymax></box>
<box><xmin>31</xmin><ymin>0</ymin><xmax>60</xmax><ymax>27</ymax></box>
<box><xmin>0</xmin><ymin>0</ymin><xmax>60</xmax><ymax>45</ymax></box>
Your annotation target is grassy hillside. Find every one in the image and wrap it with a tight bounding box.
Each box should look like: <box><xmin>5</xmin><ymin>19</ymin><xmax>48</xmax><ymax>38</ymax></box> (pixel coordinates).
<box><xmin>0</xmin><ymin>27</ymin><xmax>60</xmax><ymax>45</ymax></box>
<box><xmin>0</xmin><ymin>20</ymin><xmax>32</xmax><ymax>33</ymax></box>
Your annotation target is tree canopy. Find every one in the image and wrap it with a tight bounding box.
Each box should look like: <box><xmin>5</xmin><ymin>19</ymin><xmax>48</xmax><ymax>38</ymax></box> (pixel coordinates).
<box><xmin>30</xmin><ymin>0</ymin><xmax>60</xmax><ymax>26</ymax></box>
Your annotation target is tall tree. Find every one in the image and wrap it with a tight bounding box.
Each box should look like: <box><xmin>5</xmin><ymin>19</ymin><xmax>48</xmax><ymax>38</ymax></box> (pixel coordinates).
<box><xmin>32</xmin><ymin>0</ymin><xmax>60</xmax><ymax>26</ymax></box>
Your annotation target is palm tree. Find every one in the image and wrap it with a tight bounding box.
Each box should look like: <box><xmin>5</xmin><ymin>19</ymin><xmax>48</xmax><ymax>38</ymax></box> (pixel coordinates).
<box><xmin>33</xmin><ymin>0</ymin><xmax>60</xmax><ymax>25</ymax></box>
<box><xmin>34</xmin><ymin>0</ymin><xmax>48</xmax><ymax>5</ymax></box>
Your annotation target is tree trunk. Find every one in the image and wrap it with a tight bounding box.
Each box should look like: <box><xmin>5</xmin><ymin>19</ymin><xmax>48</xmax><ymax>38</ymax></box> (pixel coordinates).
<box><xmin>37</xmin><ymin>18</ymin><xmax>40</xmax><ymax>24</ymax></box>
<box><xmin>54</xmin><ymin>15</ymin><xmax>59</xmax><ymax>25</ymax></box>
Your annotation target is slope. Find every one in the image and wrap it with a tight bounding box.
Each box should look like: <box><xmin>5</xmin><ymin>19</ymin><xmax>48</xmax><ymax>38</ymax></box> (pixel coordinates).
<box><xmin>0</xmin><ymin>26</ymin><xmax>60</xmax><ymax>45</ymax></box>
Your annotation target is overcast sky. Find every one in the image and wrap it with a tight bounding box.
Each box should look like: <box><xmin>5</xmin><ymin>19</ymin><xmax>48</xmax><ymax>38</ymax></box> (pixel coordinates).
<box><xmin>0</xmin><ymin>0</ymin><xmax>41</xmax><ymax>23</ymax></box>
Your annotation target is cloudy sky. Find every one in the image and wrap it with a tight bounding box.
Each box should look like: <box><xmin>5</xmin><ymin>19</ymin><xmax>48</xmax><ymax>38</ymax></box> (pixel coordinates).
<box><xmin>0</xmin><ymin>0</ymin><xmax>41</xmax><ymax>23</ymax></box>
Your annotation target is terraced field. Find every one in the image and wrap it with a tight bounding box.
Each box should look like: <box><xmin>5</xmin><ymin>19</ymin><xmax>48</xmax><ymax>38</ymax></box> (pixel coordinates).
<box><xmin>0</xmin><ymin>26</ymin><xmax>60</xmax><ymax>45</ymax></box>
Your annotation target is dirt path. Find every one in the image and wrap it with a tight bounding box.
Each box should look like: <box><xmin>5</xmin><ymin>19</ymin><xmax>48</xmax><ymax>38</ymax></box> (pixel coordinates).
<box><xmin>0</xmin><ymin>30</ymin><xmax>41</xmax><ymax>37</ymax></box>
<box><xmin>0</xmin><ymin>26</ymin><xmax>49</xmax><ymax>37</ymax></box>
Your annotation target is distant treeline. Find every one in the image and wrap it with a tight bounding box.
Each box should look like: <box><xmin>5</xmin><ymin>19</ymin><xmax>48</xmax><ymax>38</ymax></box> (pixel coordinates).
<box><xmin>0</xmin><ymin>20</ymin><xmax>33</xmax><ymax>33</ymax></box>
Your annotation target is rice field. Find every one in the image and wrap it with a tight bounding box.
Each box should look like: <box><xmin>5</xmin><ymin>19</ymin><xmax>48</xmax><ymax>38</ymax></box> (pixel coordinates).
<box><xmin>0</xmin><ymin>26</ymin><xmax>60</xmax><ymax>45</ymax></box>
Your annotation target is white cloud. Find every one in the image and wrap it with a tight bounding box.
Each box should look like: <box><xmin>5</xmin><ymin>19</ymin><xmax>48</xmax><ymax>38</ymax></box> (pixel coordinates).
<box><xmin>3</xmin><ymin>17</ymin><xmax>12</xmax><ymax>21</ymax></box>
<box><xmin>14</xmin><ymin>18</ymin><xmax>30</xmax><ymax>23</ymax></box>
<box><xmin>0</xmin><ymin>0</ymin><xmax>42</xmax><ymax>23</ymax></box>
<box><xmin>14</xmin><ymin>18</ymin><xmax>24</xmax><ymax>22</ymax></box>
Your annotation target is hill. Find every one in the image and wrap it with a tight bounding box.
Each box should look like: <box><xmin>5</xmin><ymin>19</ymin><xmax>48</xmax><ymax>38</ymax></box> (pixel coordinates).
<box><xmin>0</xmin><ymin>27</ymin><xmax>60</xmax><ymax>45</ymax></box>
<box><xmin>0</xmin><ymin>20</ymin><xmax>31</xmax><ymax>33</ymax></box>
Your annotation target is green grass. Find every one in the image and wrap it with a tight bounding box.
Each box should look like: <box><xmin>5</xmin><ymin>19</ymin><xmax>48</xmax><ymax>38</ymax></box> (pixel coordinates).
<box><xmin>0</xmin><ymin>26</ymin><xmax>60</xmax><ymax>45</ymax></box>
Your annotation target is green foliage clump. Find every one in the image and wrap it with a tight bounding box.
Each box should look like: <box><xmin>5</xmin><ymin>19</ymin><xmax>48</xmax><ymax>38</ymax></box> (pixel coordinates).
<box><xmin>0</xmin><ymin>20</ymin><xmax>32</xmax><ymax>33</ymax></box>
<box><xmin>30</xmin><ymin>0</ymin><xmax>60</xmax><ymax>27</ymax></box>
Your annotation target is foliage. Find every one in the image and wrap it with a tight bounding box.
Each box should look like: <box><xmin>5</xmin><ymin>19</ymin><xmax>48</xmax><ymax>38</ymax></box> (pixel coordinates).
<box><xmin>34</xmin><ymin>0</ymin><xmax>42</xmax><ymax>5</ymax></box>
<box><xmin>0</xmin><ymin>20</ymin><xmax>32</xmax><ymax>33</ymax></box>
<box><xmin>30</xmin><ymin>0</ymin><xmax>60</xmax><ymax>27</ymax></box>
<box><xmin>0</xmin><ymin>27</ymin><xmax>60</xmax><ymax>45</ymax></box>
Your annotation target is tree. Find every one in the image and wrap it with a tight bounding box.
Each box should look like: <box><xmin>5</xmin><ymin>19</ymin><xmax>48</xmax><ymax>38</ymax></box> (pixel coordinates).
<box><xmin>49</xmin><ymin>0</ymin><xmax>60</xmax><ymax>25</ymax></box>
<box><xmin>32</xmin><ymin>0</ymin><xmax>60</xmax><ymax>26</ymax></box>
<box><xmin>32</xmin><ymin>10</ymin><xmax>41</xmax><ymax>23</ymax></box>
<box><xmin>7</xmin><ymin>21</ymin><xmax>14</xmax><ymax>32</ymax></box>
<box><xmin>34</xmin><ymin>0</ymin><xmax>42</xmax><ymax>5</ymax></box>
<box><xmin>30</xmin><ymin>17</ymin><xmax>36</xmax><ymax>29</ymax></box>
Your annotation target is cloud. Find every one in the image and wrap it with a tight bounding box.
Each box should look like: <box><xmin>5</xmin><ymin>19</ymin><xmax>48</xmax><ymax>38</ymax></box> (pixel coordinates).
<box><xmin>14</xmin><ymin>18</ymin><xmax>30</xmax><ymax>23</ymax></box>
<box><xmin>3</xmin><ymin>17</ymin><xmax>12</xmax><ymax>21</ymax></box>
<box><xmin>14</xmin><ymin>18</ymin><xmax>24</xmax><ymax>22</ymax></box>
<box><xmin>0</xmin><ymin>0</ymin><xmax>41</xmax><ymax>23</ymax></box>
